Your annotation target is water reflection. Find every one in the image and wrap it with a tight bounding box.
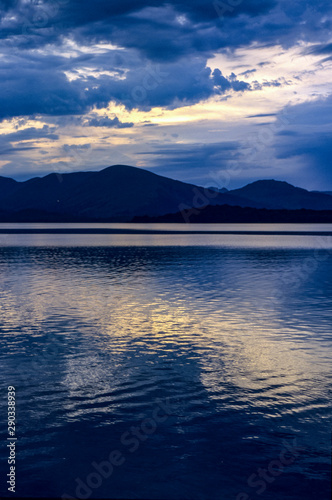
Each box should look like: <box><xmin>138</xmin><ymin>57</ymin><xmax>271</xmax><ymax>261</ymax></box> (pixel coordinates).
<box><xmin>0</xmin><ymin>242</ymin><xmax>331</xmax><ymax>499</ymax></box>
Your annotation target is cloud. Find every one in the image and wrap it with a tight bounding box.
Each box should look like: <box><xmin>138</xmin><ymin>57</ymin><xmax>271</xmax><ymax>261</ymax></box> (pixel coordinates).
<box><xmin>246</xmin><ymin>113</ymin><xmax>277</xmax><ymax>118</ymax></box>
<box><xmin>303</xmin><ymin>42</ymin><xmax>332</xmax><ymax>56</ymax></box>
<box><xmin>212</xmin><ymin>69</ymin><xmax>251</xmax><ymax>93</ymax></box>
<box><xmin>2</xmin><ymin>125</ymin><xmax>59</xmax><ymax>141</ymax></box>
<box><xmin>239</xmin><ymin>69</ymin><xmax>257</xmax><ymax>76</ymax></box>
<box><xmin>0</xmin><ymin>49</ymin><xmax>252</xmax><ymax>120</ymax></box>
<box><xmin>0</xmin><ymin>0</ymin><xmax>330</xmax><ymax>122</ymax></box>
<box><xmin>1</xmin><ymin>0</ymin><xmax>277</xmax><ymax>36</ymax></box>
<box><xmin>138</xmin><ymin>141</ymin><xmax>242</xmax><ymax>182</ymax></box>
<box><xmin>251</xmin><ymin>79</ymin><xmax>288</xmax><ymax>90</ymax></box>
<box><xmin>62</xmin><ymin>143</ymin><xmax>91</xmax><ymax>152</ymax></box>
<box><xmin>0</xmin><ymin>0</ymin><xmax>331</xmax><ymax>188</ymax></box>
<box><xmin>302</xmin><ymin>42</ymin><xmax>332</xmax><ymax>63</ymax></box>
<box><xmin>274</xmin><ymin>94</ymin><xmax>332</xmax><ymax>187</ymax></box>
<box><xmin>83</xmin><ymin>116</ymin><xmax>134</xmax><ymax>128</ymax></box>
<box><xmin>0</xmin><ymin>125</ymin><xmax>59</xmax><ymax>154</ymax></box>
<box><xmin>2</xmin><ymin>0</ymin><xmax>329</xmax><ymax>55</ymax></box>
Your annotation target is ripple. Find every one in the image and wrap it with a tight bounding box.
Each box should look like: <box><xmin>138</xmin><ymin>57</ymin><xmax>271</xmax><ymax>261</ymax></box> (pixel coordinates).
<box><xmin>0</xmin><ymin>243</ymin><xmax>331</xmax><ymax>499</ymax></box>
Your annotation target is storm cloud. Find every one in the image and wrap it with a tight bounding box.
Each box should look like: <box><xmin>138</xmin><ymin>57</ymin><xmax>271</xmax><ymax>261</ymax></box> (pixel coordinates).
<box><xmin>0</xmin><ymin>0</ymin><xmax>331</xmax><ymax>188</ymax></box>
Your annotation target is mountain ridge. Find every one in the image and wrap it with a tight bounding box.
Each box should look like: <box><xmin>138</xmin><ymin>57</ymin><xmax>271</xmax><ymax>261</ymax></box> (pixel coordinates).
<box><xmin>229</xmin><ymin>179</ymin><xmax>332</xmax><ymax>210</ymax></box>
<box><xmin>1</xmin><ymin>165</ymin><xmax>332</xmax><ymax>221</ymax></box>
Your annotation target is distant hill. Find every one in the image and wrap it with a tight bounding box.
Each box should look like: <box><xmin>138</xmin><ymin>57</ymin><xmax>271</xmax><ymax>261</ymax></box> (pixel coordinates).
<box><xmin>207</xmin><ymin>186</ymin><xmax>229</xmax><ymax>194</ymax></box>
<box><xmin>133</xmin><ymin>205</ymin><xmax>332</xmax><ymax>224</ymax></box>
<box><xmin>0</xmin><ymin>167</ymin><xmax>332</xmax><ymax>222</ymax></box>
<box><xmin>312</xmin><ymin>190</ymin><xmax>332</xmax><ymax>197</ymax></box>
<box><xmin>0</xmin><ymin>165</ymin><xmax>260</xmax><ymax>221</ymax></box>
<box><xmin>229</xmin><ymin>180</ymin><xmax>332</xmax><ymax>210</ymax></box>
<box><xmin>0</xmin><ymin>176</ymin><xmax>18</xmax><ymax>199</ymax></box>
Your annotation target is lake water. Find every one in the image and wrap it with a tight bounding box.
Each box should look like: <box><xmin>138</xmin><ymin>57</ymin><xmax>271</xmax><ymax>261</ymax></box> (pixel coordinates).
<box><xmin>0</xmin><ymin>224</ymin><xmax>331</xmax><ymax>499</ymax></box>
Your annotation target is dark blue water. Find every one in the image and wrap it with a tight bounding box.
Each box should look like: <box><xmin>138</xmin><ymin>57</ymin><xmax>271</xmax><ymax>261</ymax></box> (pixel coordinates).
<box><xmin>0</xmin><ymin>227</ymin><xmax>331</xmax><ymax>499</ymax></box>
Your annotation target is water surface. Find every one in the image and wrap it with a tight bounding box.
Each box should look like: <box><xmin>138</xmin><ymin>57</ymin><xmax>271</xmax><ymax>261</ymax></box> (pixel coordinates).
<box><xmin>0</xmin><ymin>225</ymin><xmax>331</xmax><ymax>499</ymax></box>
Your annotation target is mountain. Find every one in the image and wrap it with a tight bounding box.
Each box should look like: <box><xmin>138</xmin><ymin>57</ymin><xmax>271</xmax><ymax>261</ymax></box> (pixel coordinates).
<box><xmin>207</xmin><ymin>186</ymin><xmax>229</xmax><ymax>194</ymax></box>
<box><xmin>229</xmin><ymin>180</ymin><xmax>332</xmax><ymax>210</ymax></box>
<box><xmin>0</xmin><ymin>165</ymin><xmax>260</xmax><ymax>221</ymax></box>
<box><xmin>0</xmin><ymin>167</ymin><xmax>332</xmax><ymax>222</ymax></box>
<box><xmin>133</xmin><ymin>205</ymin><xmax>332</xmax><ymax>224</ymax></box>
<box><xmin>312</xmin><ymin>190</ymin><xmax>332</xmax><ymax>197</ymax></box>
<box><xmin>0</xmin><ymin>176</ymin><xmax>18</xmax><ymax>199</ymax></box>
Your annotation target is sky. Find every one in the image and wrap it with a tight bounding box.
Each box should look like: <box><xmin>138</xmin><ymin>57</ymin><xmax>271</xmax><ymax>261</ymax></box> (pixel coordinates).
<box><xmin>0</xmin><ymin>0</ymin><xmax>331</xmax><ymax>190</ymax></box>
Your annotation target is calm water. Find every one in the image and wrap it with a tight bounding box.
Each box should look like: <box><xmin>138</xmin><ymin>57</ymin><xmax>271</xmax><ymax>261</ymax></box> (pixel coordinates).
<box><xmin>0</xmin><ymin>224</ymin><xmax>331</xmax><ymax>499</ymax></box>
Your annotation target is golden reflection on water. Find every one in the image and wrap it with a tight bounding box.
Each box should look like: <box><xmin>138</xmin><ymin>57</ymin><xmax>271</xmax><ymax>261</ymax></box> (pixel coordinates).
<box><xmin>0</xmin><ymin>241</ymin><xmax>331</xmax><ymax>499</ymax></box>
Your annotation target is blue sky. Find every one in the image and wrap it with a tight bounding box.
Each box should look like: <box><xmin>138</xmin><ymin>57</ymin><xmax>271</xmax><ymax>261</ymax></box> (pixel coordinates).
<box><xmin>0</xmin><ymin>0</ymin><xmax>331</xmax><ymax>190</ymax></box>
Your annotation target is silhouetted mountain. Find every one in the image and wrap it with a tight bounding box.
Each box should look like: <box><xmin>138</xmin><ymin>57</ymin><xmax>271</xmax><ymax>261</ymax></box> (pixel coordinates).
<box><xmin>133</xmin><ymin>205</ymin><xmax>332</xmax><ymax>224</ymax></box>
<box><xmin>312</xmin><ymin>190</ymin><xmax>332</xmax><ymax>196</ymax></box>
<box><xmin>207</xmin><ymin>186</ymin><xmax>229</xmax><ymax>193</ymax></box>
<box><xmin>0</xmin><ymin>176</ymin><xmax>18</xmax><ymax>199</ymax></box>
<box><xmin>229</xmin><ymin>180</ymin><xmax>332</xmax><ymax>210</ymax></box>
<box><xmin>0</xmin><ymin>208</ymin><xmax>90</xmax><ymax>222</ymax></box>
<box><xmin>0</xmin><ymin>167</ymin><xmax>332</xmax><ymax>222</ymax></box>
<box><xmin>0</xmin><ymin>165</ymin><xmax>260</xmax><ymax>221</ymax></box>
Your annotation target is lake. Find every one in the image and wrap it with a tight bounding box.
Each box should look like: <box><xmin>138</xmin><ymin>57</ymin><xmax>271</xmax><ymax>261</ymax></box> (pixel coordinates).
<box><xmin>0</xmin><ymin>224</ymin><xmax>331</xmax><ymax>499</ymax></box>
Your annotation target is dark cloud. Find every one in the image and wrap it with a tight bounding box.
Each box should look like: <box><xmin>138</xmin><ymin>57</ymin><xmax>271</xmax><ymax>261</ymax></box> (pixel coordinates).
<box><xmin>274</xmin><ymin>95</ymin><xmax>332</xmax><ymax>186</ymax></box>
<box><xmin>138</xmin><ymin>141</ymin><xmax>241</xmax><ymax>183</ymax></box>
<box><xmin>136</xmin><ymin>93</ymin><xmax>332</xmax><ymax>188</ymax></box>
<box><xmin>246</xmin><ymin>113</ymin><xmax>277</xmax><ymax>118</ymax></box>
<box><xmin>0</xmin><ymin>54</ymin><xmax>87</xmax><ymax>119</ymax></box>
<box><xmin>62</xmin><ymin>143</ymin><xmax>91</xmax><ymax>152</ymax></box>
<box><xmin>83</xmin><ymin>116</ymin><xmax>134</xmax><ymax>128</ymax></box>
<box><xmin>0</xmin><ymin>0</ymin><xmax>331</xmax><ymax>188</ymax></box>
<box><xmin>212</xmin><ymin>69</ymin><xmax>250</xmax><ymax>93</ymax></box>
<box><xmin>239</xmin><ymin>69</ymin><xmax>257</xmax><ymax>76</ymax></box>
<box><xmin>0</xmin><ymin>0</ymin><xmax>330</xmax><ymax>120</ymax></box>
<box><xmin>1</xmin><ymin>0</ymin><xmax>328</xmax><ymax>54</ymax></box>
<box><xmin>303</xmin><ymin>42</ymin><xmax>332</xmax><ymax>62</ymax></box>
<box><xmin>1</xmin><ymin>0</ymin><xmax>331</xmax><ymax>64</ymax></box>
<box><xmin>252</xmin><ymin>79</ymin><xmax>289</xmax><ymax>90</ymax></box>
<box><xmin>0</xmin><ymin>50</ymin><xmax>252</xmax><ymax>120</ymax></box>
<box><xmin>0</xmin><ymin>125</ymin><xmax>59</xmax><ymax>155</ymax></box>
<box><xmin>2</xmin><ymin>125</ymin><xmax>59</xmax><ymax>141</ymax></box>
<box><xmin>0</xmin><ymin>144</ymin><xmax>36</xmax><ymax>155</ymax></box>
<box><xmin>304</xmin><ymin>42</ymin><xmax>332</xmax><ymax>55</ymax></box>
<box><xmin>2</xmin><ymin>0</ymin><xmax>276</xmax><ymax>33</ymax></box>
